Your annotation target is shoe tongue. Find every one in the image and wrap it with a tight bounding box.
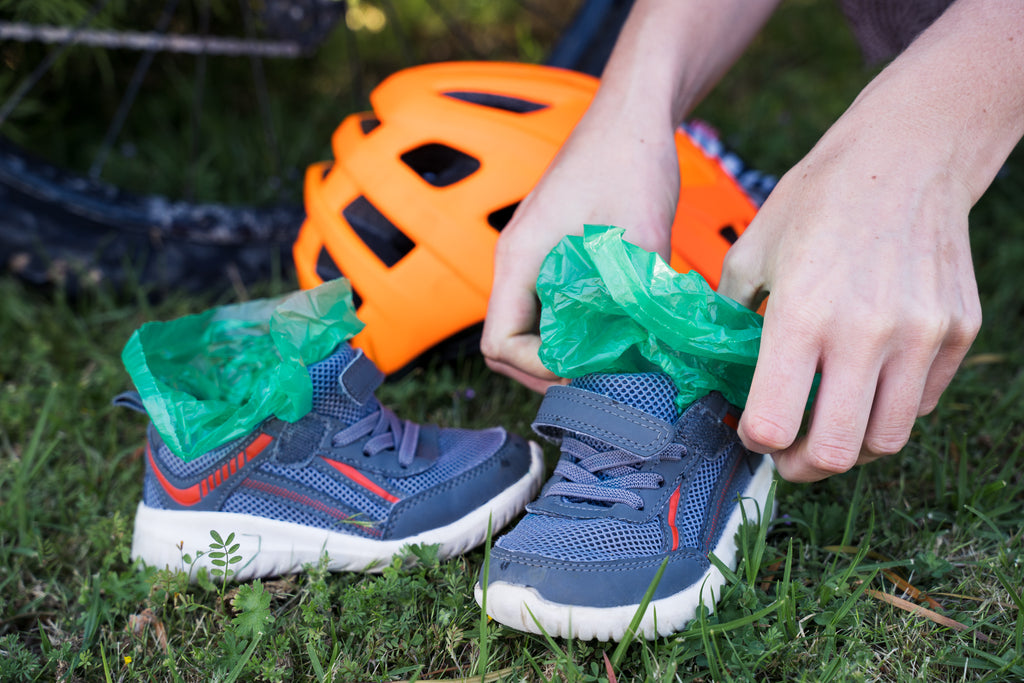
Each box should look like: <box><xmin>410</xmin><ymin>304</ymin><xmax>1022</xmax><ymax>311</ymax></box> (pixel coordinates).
<box><xmin>307</xmin><ymin>344</ymin><xmax>380</xmax><ymax>426</ymax></box>
<box><xmin>570</xmin><ymin>373</ymin><xmax>680</xmax><ymax>424</ymax></box>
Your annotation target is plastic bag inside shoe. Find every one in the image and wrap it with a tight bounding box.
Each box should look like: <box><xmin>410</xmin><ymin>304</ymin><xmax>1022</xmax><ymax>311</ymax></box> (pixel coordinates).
<box><xmin>122</xmin><ymin>278</ymin><xmax>364</xmax><ymax>461</ymax></box>
<box><xmin>537</xmin><ymin>225</ymin><xmax>763</xmax><ymax>411</ymax></box>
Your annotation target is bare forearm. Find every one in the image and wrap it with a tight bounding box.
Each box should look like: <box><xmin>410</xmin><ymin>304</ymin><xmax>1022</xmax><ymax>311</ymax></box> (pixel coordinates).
<box><xmin>592</xmin><ymin>0</ymin><xmax>781</xmax><ymax>128</ymax></box>
<box><xmin>831</xmin><ymin>0</ymin><xmax>1024</xmax><ymax>202</ymax></box>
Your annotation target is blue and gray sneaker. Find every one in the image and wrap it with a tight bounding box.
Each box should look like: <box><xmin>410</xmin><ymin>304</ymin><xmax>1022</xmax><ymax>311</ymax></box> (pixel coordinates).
<box><xmin>475</xmin><ymin>373</ymin><xmax>774</xmax><ymax>641</ymax></box>
<box><xmin>122</xmin><ymin>344</ymin><xmax>544</xmax><ymax>579</ymax></box>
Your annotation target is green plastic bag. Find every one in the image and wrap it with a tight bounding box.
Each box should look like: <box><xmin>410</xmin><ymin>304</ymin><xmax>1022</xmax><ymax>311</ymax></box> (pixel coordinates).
<box><xmin>537</xmin><ymin>224</ymin><xmax>764</xmax><ymax>411</ymax></box>
<box><xmin>122</xmin><ymin>278</ymin><xmax>363</xmax><ymax>461</ymax></box>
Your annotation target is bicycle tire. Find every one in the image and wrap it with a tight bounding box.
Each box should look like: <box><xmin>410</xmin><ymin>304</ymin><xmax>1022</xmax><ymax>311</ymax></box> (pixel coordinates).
<box><xmin>0</xmin><ymin>0</ymin><xmax>634</xmax><ymax>295</ymax></box>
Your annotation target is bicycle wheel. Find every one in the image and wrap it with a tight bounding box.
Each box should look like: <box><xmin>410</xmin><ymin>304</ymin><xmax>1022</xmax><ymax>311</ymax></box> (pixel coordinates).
<box><xmin>0</xmin><ymin>0</ymin><xmax>634</xmax><ymax>295</ymax></box>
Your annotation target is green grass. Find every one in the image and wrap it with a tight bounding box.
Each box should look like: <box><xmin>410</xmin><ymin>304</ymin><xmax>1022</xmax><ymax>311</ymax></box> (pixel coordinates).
<box><xmin>2</xmin><ymin>0</ymin><xmax>1024</xmax><ymax>681</ymax></box>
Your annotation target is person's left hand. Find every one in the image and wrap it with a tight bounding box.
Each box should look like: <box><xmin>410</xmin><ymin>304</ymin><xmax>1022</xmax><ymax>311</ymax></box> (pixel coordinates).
<box><xmin>718</xmin><ymin>108</ymin><xmax>982</xmax><ymax>482</ymax></box>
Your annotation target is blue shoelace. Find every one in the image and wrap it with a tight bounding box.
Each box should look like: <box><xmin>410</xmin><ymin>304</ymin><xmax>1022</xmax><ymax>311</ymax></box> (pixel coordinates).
<box><xmin>332</xmin><ymin>406</ymin><xmax>421</xmax><ymax>468</ymax></box>
<box><xmin>545</xmin><ymin>436</ymin><xmax>685</xmax><ymax>510</ymax></box>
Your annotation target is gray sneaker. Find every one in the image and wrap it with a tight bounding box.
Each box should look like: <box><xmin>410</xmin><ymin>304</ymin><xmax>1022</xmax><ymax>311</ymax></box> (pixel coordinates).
<box><xmin>123</xmin><ymin>343</ymin><xmax>544</xmax><ymax>579</ymax></box>
<box><xmin>476</xmin><ymin>373</ymin><xmax>774</xmax><ymax>641</ymax></box>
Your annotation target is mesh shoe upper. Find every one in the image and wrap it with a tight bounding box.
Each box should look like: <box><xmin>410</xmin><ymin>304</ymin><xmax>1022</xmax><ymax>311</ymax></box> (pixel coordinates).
<box><xmin>141</xmin><ymin>344</ymin><xmax>527</xmax><ymax>541</ymax></box>
<box><xmin>485</xmin><ymin>372</ymin><xmax>764</xmax><ymax>607</ymax></box>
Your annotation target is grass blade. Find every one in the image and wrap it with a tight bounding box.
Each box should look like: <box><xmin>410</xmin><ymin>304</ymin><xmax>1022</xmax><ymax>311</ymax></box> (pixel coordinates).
<box><xmin>474</xmin><ymin>515</ymin><xmax>494</xmax><ymax>681</ymax></box>
<box><xmin>610</xmin><ymin>556</ymin><xmax>668</xmax><ymax>667</ymax></box>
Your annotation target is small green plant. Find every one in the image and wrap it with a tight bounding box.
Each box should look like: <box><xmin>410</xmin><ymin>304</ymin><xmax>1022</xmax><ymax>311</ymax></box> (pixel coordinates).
<box><xmin>207</xmin><ymin>530</ymin><xmax>244</xmax><ymax>584</ymax></box>
<box><xmin>177</xmin><ymin>530</ymin><xmax>245</xmax><ymax>596</ymax></box>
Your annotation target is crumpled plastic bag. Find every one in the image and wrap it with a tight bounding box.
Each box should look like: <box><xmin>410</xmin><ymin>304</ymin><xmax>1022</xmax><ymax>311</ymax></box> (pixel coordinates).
<box><xmin>122</xmin><ymin>278</ymin><xmax>363</xmax><ymax>461</ymax></box>
<box><xmin>537</xmin><ymin>224</ymin><xmax>763</xmax><ymax>411</ymax></box>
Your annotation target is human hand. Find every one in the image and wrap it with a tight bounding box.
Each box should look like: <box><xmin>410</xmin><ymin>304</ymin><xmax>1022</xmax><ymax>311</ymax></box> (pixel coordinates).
<box><xmin>481</xmin><ymin>0</ymin><xmax>781</xmax><ymax>392</ymax></box>
<box><xmin>481</xmin><ymin>106</ymin><xmax>678</xmax><ymax>392</ymax></box>
<box><xmin>718</xmin><ymin>114</ymin><xmax>982</xmax><ymax>482</ymax></box>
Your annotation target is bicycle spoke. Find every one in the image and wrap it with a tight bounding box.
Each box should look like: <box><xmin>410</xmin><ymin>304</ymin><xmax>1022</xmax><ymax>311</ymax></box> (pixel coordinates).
<box><xmin>0</xmin><ymin>0</ymin><xmax>114</xmax><ymax>128</ymax></box>
<box><xmin>187</xmin><ymin>0</ymin><xmax>212</xmax><ymax>202</ymax></box>
<box><xmin>378</xmin><ymin>0</ymin><xmax>415</xmax><ymax>67</ymax></box>
<box><xmin>89</xmin><ymin>0</ymin><xmax>182</xmax><ymax>181</ymax></box>
<box><xmin>239</xmin><ymin>0</ymin><xmax>281</xmax><ymax>194</ymax></box>
<box><xmin>341</xmin><ymin>9</ymin><xmax>365</xmax><ymax>112</ymax></box>
<box><xmin>512</xmin><ymin>0</ymin><xmax>563</xmax><ymax>31</ymax></box>
<box><xmin>423</xmin><ymin>0</ymin><xmax>484</xmax><ymax>59</ymax></box>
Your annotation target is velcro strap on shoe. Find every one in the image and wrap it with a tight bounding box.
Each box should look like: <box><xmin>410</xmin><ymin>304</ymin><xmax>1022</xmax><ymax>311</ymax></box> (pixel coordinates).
<box><xmin>532</xmin><ymin>385</ymin><xmax>674</xmax><ymax>458</ymax></box>
<box><xmin>338</xmin><ymin>349</ymin><xmax>385</xmax><ymax>405</ymax></box>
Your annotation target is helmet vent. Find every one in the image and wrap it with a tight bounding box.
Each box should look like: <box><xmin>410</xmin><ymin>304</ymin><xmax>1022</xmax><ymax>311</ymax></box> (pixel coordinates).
<box><xmin>401</xmin><ymin>143</ymin><xmax>481</xmax><ymax>188</ymax></box>
<box><xmin>719</xmin><ymin>225</ymin><xmax>739</xmax><ymax>244</ymax></box>
<box><xmin>315</xmin><ymin>247</ymin><xmax>363</xmax><ymax>309</ymax></box>
<box><xmin>487</xmin><ymin>202</ymin><xmax>520</xmax><ymax>231</ymax></box>
<box><xmin>342</xmin><ymin>196</ymin><xmax>415</xmax><ymax>267</ymax></box>
<box><xmin>360</xmin><ymin>116</ymin><xmax>381</xmax><ymax>134</ymax></box>
<box><xmin>443</xmin><ymin>91</ymin><xmax>548</xmax><ymax>114</ymax></box>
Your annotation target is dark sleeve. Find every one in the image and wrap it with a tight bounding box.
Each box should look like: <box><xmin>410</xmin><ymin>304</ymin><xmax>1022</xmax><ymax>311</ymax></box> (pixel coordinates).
<box><xmin>837</xmin><ymin>0</ymin><xmax>954</xmax><ymax>63</ymax></box>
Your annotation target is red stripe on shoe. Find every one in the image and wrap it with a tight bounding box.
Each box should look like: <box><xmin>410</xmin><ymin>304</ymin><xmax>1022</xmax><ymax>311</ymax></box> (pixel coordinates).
<box><xmin>245</xmin><ymin>433</ymin><xmax>274</xmax><ymax>458</ymax></box>
<box><xmin>241</xmin><ymin>479</ymin><xmax>382</xmax><ymax>537</ymax></box>
<box><xmin>667</xmin><ymin>485</ymin><xmax>681</xmax><ymax>551</ymax></box>
<box><xmin>147</xmin><ymin>443</ymin><xmax>202</xmax><ymax>506</ymax></box>
<box><xmin>148</xmin><ymin>434</ymin><xmax>274</xmax><ymax>506</ymax></box>
<box><xmin>323</xmin><ymin>459</ymin><xmax>401</xmax><ymax>503</ymax></box>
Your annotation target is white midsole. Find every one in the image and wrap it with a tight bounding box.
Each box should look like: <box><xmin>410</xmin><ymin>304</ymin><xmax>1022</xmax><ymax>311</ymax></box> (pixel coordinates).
<box><xmin>132</xmin><ymin>441</ymin><xmax>544</xmax><ymax>580</ymax></box>
<box><xmin>475</xmin><ymin>454</ymin><xmax>776</xmax><ymax>641</ymax></box>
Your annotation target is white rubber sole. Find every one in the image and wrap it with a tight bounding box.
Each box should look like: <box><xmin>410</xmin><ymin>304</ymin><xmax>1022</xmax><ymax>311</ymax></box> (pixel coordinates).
<box><xmin>132</xmin><ymin>441</ymin><xmax>544</xmax><ymax>580</ymax></box>
<box><xmin>475</xmin><ymin>454</ymin><xmax>776</xmax><ymax>641</ymax></box>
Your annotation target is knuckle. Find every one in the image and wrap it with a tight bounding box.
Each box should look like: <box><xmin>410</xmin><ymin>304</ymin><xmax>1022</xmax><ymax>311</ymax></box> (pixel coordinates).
<box><xmin>483</xmin><ymin>354</ymin><xmax>505</xmax><ymax>376</ymax></box>
<box><xmin>720</xmin><ymin>244</ymin><xmax>760</xmax><ymax>287</ymax></box>
<box><xmin>477</xmin><ymin>329</ymin><xmax>501</xmax><ymax>362</ymax></box>
<box><xmin>741</xmin><ymin>413</ymin><xmax>798</xmax><ymax>452</ymax></box>
<box><xmin>720</xmin><ymin>247</ymin><xmax>746</xmax><ymax>279</ymax></box>
<box><xmin>951</xmin><ymin>309</ymin><xmax>982</xmax><ymax>348</ymax></box>
<box><xmin>478</xmin><ymin>334</ymin><xmax>502</xmax><ymax>363</ymax></box>
<box><xmin>903</xmin><ymin>312</ymin><xmax>947</xmax><ymax>346</ymax></box>
<box><xmin>805</xmin><ymin>438</ymin><xmax>859</xmax><ymax>475</ymax></box>
<box><xmin>863</xmin><ymin>428</ymin><xmax>910</xmax><ymax>456</ymax></box>
<box><xmin>917</xmin><ymin>397</ymin><xmax>939</xmax><ymax>417</ymax></box>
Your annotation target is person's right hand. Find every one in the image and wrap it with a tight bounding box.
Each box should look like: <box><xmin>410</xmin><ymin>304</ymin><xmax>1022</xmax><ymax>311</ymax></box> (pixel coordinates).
<box><xmin>481</xmin><ymin>0</ymin><xmax>782</xmax><ymax>392</ymax></box>
<box><xmin>481</xmin><ymin>103</ymin><xmax>679</xmax><ymax>392</ymax></box>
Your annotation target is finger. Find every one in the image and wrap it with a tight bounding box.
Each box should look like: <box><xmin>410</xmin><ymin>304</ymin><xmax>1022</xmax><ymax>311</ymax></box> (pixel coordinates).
<box><xmin>482</xmin><ymin>245</ymin><xmax>542</xmax><ymax>353</ymax></box>
<box><xmin>485</xmin><ymin>353</ymin><xmax>565</xmax><ymax>395</ymax></box>
<box><xmin>918</xmin><ymin>314</ymin><xmax>980</xmax><ymax>415</ymax></box>
<box><xmin>482</xmin><ymin>323</ymin><xmax>560</xmax><ymax>392</ymax></box>
<box><xmin>483</xmin><ymin>331</ymin><xmax>563</xmax><ymax>394</ymax></box>
<box><xmin>858</xmin><ymin>353</ymin><xmax>931</xmax><ymax>462</ymax></box>
<box><xmin>737</xmin><ymin>301</ymin><xmax>819</xmax><ymax>455</ymax></box>
<box><xmin>772</xmin><ymin>352</ymin><xmax>881</xmax><ymax>482</ymax></box>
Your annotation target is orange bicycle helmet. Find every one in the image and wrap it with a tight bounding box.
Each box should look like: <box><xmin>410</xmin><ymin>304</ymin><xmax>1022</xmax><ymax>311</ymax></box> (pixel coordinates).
<box><xmin>294</xmin><ymin>61</ymin><xmax>757</xmax><ymax>374</ymax></box>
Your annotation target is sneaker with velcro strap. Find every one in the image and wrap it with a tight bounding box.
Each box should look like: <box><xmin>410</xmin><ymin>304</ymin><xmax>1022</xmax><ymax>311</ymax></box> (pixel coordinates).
<box><xmin>475</xmin><ymin>372</ymin><xmax>774</xmax><ymax>641</ymax></box>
